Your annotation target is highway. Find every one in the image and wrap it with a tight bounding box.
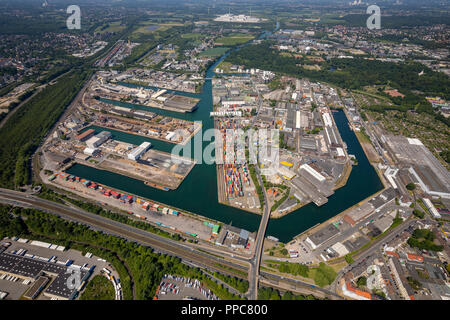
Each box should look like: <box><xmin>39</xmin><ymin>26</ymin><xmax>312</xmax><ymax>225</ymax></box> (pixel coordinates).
<box><xmin>0</xmin><ymin>188</ymin><xmax>250</xmax><ymax>278</ymax></box>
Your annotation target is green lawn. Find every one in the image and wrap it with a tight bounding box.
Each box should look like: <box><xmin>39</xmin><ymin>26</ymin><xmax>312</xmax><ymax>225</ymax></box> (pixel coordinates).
<box><xmin>215</xmin><ymin>34</ymin><xmax>255</xmax><ymax>46</ymax></box>
<box><xmin>181</xmin><ymin>33</ymin><xmax>203</xmax><ymax>39</ymax></box>
<box><xmin>94</xmin><ymin>21</ymin><xmax>125</xmax><ymax>34</ymax></box>
<box><xmin>199</xmin><ymin>47</ymin><xmax>230</xmax><ymax>57</ymax></box>
<box><xmin>80</xmin><ymin>275</ymin><xmax>115</xmax><ymax>300</ymax></box>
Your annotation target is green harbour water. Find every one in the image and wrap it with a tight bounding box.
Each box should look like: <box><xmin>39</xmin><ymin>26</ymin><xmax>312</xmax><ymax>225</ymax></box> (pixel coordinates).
<box><xmin>67</xmin><ymin>27</ymin><xmax>383</xmax><ymax>242</ymax></box>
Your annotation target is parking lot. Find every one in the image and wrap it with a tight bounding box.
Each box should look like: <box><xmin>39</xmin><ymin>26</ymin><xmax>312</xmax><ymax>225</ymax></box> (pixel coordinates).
<box><xmin>155</xmin><ymin>275</ymin><xmax>218</xmax><ymax>300</ymax></box>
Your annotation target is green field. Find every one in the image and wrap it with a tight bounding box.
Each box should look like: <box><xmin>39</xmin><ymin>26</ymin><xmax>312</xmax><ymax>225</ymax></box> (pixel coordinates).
<box><xmin>94</xmin><ymin>21</ymin><xmax>126</xmax><ymax>34</ymax></box>
<box><xmin>215</xmin><ymin>34</ymin><xmax>255</xmax><ymax>46</ymax></box>
<box><xmin>133</xmin><ymin>22</ymin><xmax>184</xmax><ymax>35</ymax></box>
<box><xmin>199</xmin><ymin>47</ymin><xmax>230</xmax><ymax>57</ymax></box>
<box><xmin>80</xmin><ymin>275</ymin><xmax>115</xmax><ymax>300</ymax></box>
<box><xmin>181</xmin><ymin>33</ymin><xmax>203</xmax><ymax>39</ymax></box>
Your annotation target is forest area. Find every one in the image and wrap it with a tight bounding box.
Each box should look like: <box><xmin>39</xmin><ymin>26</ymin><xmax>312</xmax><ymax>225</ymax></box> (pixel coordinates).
<box><xmin>0</xmin><ymin>70</ymin><xmax>90</xmax><ymax>188</ymax></box>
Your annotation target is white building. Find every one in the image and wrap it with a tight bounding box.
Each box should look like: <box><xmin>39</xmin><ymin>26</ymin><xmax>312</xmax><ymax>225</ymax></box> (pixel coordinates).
<box><xmin>384</xmin><ymin>167</ymin><xmax>399</xmax><ymax>189</ymax></box>
<box><xmin>422</xmin><ymin>198</ymin><xmax>441</xmax><ymax>219</ymax></box>
<box><xmin>83</xmin><ymin>148</ymin><xmax>100</xmax><ymax>156</ymax></box>
<box><xmin>300</xmin><ymin>163</ymin><xmax>326</xmax><ymax>182</ymax></box>
<box><xmin>322</xmin><ymin>112</ymin><xmax>332</xmax><ymax>127</ymax></box>
<box><xmin>127</xmin><ymin>142</ymin><xmax>152</xmax><ymax>161</ymax></box>
<box><xmin>85</xmin><ymin>131</ymin><xmax>111</xmax><ymax>149</ymax></box>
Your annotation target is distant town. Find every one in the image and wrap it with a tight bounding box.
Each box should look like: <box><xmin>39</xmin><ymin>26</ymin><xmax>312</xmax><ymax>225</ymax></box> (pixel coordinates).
<box><xmin>0</xmin><ymin>0</ymin><xmax>448</xmax><ymax>304</ymax></box>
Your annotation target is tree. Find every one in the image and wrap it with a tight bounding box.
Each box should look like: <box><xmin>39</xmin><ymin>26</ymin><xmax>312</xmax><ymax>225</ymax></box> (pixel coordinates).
<box><xmin>356</xmin><ymin>276</ymin><xmax>367</xmax><ymax>287</ymax></box>
<box><xmin>270</xmin><ymin>290</ymin><xmax>281</xmax><ymax>300</ymax></box>
<box><xmin>313</xmin><ymin>263</ymin><xmax>337</xmax><ymax>287</ymax></box>
<box><xmin>413</xmin><ymin>209</ymin><xmax>425</xmax><ymax>219</ymax></box>
<box><xmin>282</xmin><ymin>291</ymin><xmax>293</xmax><ymax>300</ymax></box>
<box><xmin>345</xmin><ymin>254</ymin><xmax>354</xmax><ymax>265</ymax></box>
<box><xmin>406</xmin><ymin>183</ymin><xmax>416</xmax><ymax>191</ymax></box>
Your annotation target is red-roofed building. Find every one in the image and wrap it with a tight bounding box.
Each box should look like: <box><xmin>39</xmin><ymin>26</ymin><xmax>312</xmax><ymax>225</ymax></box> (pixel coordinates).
<box><xmin>386</xmin><ymin>251</ymin><xmax>400</xmax><ymax>258</ymax></box>
<box><xmin>341</xmin><ymin>280</ymin><xmax>372</xmax><ymax>300</ymax></box>
<box><xmin>407</xmin><ymin>253</ymin><xmax>424</xmax><ymax>263</ymax></box>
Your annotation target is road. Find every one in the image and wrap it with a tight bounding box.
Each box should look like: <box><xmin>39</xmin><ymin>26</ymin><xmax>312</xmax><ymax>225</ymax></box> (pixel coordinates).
<box><xmin>329</xmin><ymin>218</ymin><xmax>416</xmax><ymax>294</ymax></box>
<box><xmin>246</xmin><ymin>167</ymin><xmax>270</xmax><ymax>300</ymax></box>
<box><xmin>0</xmin><ymin>188</ymin><xmax>249</xmax><ymax>277</ymax></box>
<box><xmin>0</xmin><ymin>187</ymin><xmax>343</xmax><ymax>299</ymax></box>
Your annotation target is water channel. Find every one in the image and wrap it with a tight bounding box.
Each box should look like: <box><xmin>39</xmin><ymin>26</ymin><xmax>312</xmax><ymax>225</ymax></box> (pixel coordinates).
<box><xmin>67</xmin><ymin>23</ymin><xmax>383</xmax><ymax>242</ymax></box>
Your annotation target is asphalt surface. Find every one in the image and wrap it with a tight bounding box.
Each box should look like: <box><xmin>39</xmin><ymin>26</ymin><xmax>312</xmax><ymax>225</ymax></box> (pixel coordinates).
<box><xmin>246</xmin><ymin>167</ymin><xmax>271</xmax><ymax>300</ymax></box>
<box><xmin>0</xmin><ymin>188</ymin><xmax>250</xmax><ymax>278</ymax></box>
<box><xmin>0</xmin><ymin>188</ymin><xmax>343</xmax><ymax>299</ymax></box>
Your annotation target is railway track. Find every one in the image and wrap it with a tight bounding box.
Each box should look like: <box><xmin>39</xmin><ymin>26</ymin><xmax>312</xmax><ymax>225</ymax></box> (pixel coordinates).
<box><xmin>0</xmin><ymin>189</ymin><xmax>342</xmax><ymax>299</ymax></box>
<box><xmin>0</xmin><ymin>189</ymin><xmax>249</xmax><ymax>280</ymax></box>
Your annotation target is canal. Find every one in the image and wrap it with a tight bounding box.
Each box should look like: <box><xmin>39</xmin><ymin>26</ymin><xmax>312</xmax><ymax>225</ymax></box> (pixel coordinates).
<box><xmin>67</xmin><ymin>23</ymin><xmax>383</xmax><ymax>242</ymax></box>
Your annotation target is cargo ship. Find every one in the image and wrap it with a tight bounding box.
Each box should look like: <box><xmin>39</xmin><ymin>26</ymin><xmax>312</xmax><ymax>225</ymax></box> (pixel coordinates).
<box><xmin>144</xmin><ymin>181</ymin><xmax>170</xmax><ymax>191</ymax></box>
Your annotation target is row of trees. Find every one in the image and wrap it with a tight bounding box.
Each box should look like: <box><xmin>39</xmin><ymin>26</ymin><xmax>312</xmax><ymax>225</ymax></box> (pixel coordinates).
<box><xmin>0</xmin><ymin>204</ymin><xmax>245</xmax><ymax>300</ymax></box>
<box><xmin>258</xmin><ymin>286</ymin><xmax>318</xmax><ymax>300</ymax></box>
<box><xmin>40</xmin><ymin>187</ymin><xmax>183</xmax><ymax>242</ymax></box>
<box><xmin>0</xmin><ymin>70</ymin><xmax>90</xmax><ymax>188</ymax></box>
<box><xmin>211</xmin><ymin>271</ymin><xmax>249</xmax><ymax>294</ymax></box>
<box><xmin>248</xmin><ymin>164</ymin><xmax>265</xmax><ymax>210</ymax></box>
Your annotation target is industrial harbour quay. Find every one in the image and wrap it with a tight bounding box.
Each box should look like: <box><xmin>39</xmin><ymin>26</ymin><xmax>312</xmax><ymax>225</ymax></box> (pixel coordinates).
<box><xmin>211</xmin><ymin>75</ymin><xmax>355</xmax><ymax>217</ymax></box>
<box><xmin>48</xmin><ymin>51</ymin><xmax>385</xmax><ymax>243</ymax></box>
<box><xmin>2</xmin><ymin>1</ymin><xmax>450</xmax><ymax>303</ymax></box>
<box><xmin>38</xmin><ymin>23</ymin><xmax>418</xmax><ymax>250</ymax></box>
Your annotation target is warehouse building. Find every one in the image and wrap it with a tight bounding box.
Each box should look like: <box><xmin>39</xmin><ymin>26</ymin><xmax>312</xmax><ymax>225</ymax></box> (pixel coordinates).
<box><xmin>300</xmin><ymin>163</ymin><xmax>326</xmax><ymax>183</ymax></box>
<box><xmin>422</xmin><ymin>198</ymin><xmax>441</xmax><ymax>219</ymax></box>
<box><xmin>127</xmin><ymin>142</ymin><xmax>152</xmax><ymax>161</ymax></box>
<box><xmin>305</xmin><ymin>224</ymin><xmax>340</xmax><ymax>249</ymax></box>
<box><xmin>86</xmin><ymin>131</ymin><xmax>112</xmax><ymax>149</ymax></box>
<box><xmin>75</xmin><ymin>129</ymin><xmax>95</xmax><ymax>142</ymax></box>
<box><xmin>0</xmin><ymin>251</ymin><xmax>92</xmax><ymax>300</ymax></box>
